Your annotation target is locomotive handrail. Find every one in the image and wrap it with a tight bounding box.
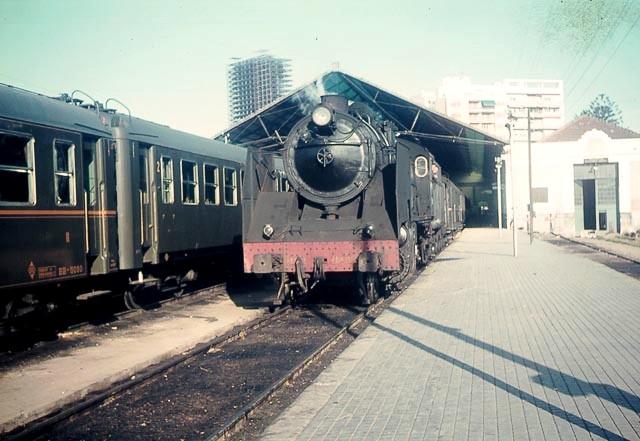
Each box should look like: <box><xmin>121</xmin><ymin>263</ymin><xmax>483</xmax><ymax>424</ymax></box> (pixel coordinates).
<box><xmin>105</xmin><ymin>98</ymin><xmax>132</xmax><ymax>122</ymax></box>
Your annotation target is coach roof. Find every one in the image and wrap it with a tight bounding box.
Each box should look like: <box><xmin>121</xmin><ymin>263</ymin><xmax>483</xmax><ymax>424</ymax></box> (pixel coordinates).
<box><xmin>0</xmin><ymin>83</ymin><xmax>245</xmax><ymax>164</ymax></box>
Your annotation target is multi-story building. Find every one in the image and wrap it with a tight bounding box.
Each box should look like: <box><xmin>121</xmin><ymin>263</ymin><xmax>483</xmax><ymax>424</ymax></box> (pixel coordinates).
<box><xmin>504</xmin><ymin>79</ymin><xmax>565</xmax><ymax>143</ymax></box>
<box><xmin>427</xmin><ymin>76</ymin><xmax>565</xmax><ymax>232</ymax></box>
<box><xmin>227</xmin><ymin>53</ymin><xmax>292</xmax><ymax>123</ymax></box>
<box><xmin>431</xmin><ymin>77</ymin><xmax>564</xmax><ymax>142</ymax></box>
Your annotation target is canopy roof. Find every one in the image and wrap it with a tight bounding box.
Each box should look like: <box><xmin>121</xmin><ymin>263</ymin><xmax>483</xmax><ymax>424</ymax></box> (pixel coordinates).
<box><xmin>215</xmin><ymin>71</ymin><xmax>506</xmax><ymax>183</ymax></box>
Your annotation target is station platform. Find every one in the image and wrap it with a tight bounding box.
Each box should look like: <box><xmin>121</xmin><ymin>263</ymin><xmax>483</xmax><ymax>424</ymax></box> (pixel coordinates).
<box><xmin>0</xmin><ymin>285</ymin><xmax>269</xmax><ymax>434</ymax></box>
<box><xmin>261</xmin><ymin>228</ymin><xmax>640</xmax><ymax>441</ymax></box>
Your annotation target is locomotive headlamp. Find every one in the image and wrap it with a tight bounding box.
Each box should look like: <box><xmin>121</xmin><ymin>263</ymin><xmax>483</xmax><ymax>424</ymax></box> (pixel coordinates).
<box><xmin>398</xmin><ymin>225</ymin><xmax>408</xmax><ymax>246</ymax></box>
<box><xmin>311</xmin><ymin>105</ymin><xmax>332</xmax><ymax>127</ymax></box>
<box><xmin>262</xmin><ymin>224</ymin><xmax>274</xmax><ymax>239</ymax></box>
<box><xmin>363</xmin><ymin>224</ymin><xmax>375</xmax><ymax>239</ymax></box>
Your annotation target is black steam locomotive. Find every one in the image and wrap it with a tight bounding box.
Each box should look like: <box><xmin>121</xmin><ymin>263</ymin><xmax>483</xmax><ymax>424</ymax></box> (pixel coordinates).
<box><xmin>0</xmin><ymin>84</ymin><xmax>245</xmax><ymax>335</ymax></box>
<box><xmin>242</xmin><ymin>95</ymin><xmax>465</xmax><ymax>306</ymax></box>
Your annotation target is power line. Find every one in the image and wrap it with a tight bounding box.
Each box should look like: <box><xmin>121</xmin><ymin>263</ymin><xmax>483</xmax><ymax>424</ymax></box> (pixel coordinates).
<box><xmin>569</xmin><ymin>10</ymin><xmax>640</xmax><ymax>105</ymax></box>
<box><xmin>563</xmin><ymin>0</ymin><xmax>631</xmax><ymax>86</ymax></box>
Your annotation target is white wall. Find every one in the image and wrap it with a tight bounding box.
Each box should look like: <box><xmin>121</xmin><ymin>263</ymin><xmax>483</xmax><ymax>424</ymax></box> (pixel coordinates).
<box><xmin>503</xmin><ymin>130</ymin><xmax>640</xmax><ymax>236</ymax></box>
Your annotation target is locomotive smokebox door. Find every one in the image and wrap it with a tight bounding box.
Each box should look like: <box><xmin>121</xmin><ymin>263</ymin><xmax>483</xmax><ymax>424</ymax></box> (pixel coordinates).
<box><xmin>282</xmin><ymin>95</ymin><xmax>377</xmax><ymax>209</ymax></box>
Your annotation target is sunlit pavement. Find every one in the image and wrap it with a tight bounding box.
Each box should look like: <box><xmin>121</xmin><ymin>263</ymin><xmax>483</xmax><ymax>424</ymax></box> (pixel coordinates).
<box><xmin>261</xmin><ymin>228</ymin><xmax>640</xmax><ymax>441</ymax></box>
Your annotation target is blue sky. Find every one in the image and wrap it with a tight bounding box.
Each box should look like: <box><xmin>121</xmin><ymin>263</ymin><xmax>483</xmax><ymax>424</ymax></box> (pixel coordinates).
<box><xmin>1</xmin><ymin>0</ymin><xmax>638</xmax><ymax>137</ymax></box>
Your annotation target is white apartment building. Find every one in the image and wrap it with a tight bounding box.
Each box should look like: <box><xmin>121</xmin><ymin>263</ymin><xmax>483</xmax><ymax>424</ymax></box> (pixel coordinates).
<box><xmin>430</xmin><ymin>77</ymin><xmax>565</xmax><ymax>142</ymax></box>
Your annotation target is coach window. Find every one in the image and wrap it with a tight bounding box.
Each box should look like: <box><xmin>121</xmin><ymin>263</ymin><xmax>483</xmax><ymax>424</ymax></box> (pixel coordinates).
<box><xmin>83</xmin><ymin>147</ymin><xmax>97</xmax><ymax>206</ymax></box>
<box><xmin>204</xmin><ymin>163</ymin><xmax>219</xmax><ymax>205</ymax></box>
<box><xmin>54</xmin><ymin>140</ymin><xmax>76</xmax><ymax>206</ymax></box>
<box><xmin>0</xmin><ymin>132</ymin><xmax>35</xmax><ymax>205</ymax></box>
<box><xmin>160</xmin><ymin>156</ymin><xmax>174</xmax><ymax>203</ymax></box>
<box><xmin>223</xmin><ymin>167</ymin><xmax>237</xmax><ymax>206</ymax></box>
<box><xmin>181</xmin><ymin>160</ymin><xmax>198</xmax><ymax>205</ymax></box>
<box><xmin>414</xmin><ymin>156</ymin><xmax>428</xmax><ymax>178</ymax></box>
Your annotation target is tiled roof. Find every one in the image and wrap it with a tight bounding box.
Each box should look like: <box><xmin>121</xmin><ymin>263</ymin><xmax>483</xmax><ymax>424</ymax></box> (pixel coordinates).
<box><xmin>543</xmin><ymin>115</ymin><xmax>640</xmax><ymax>142</ymax></box>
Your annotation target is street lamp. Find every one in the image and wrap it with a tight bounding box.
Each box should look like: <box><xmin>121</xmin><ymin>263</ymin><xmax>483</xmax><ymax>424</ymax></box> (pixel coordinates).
<box><xmin>495</xmin><ymin>156</ymin><xmax>503</xmax><ymax>237</ymax></box>
<box><xmin>505</xmin><ymin>118</ymin><xmax>517</xmax><ymax>257</ymax></box>
<box><xmin>592</xmin><ymin>165</ymin><xmax>599</xmax><ymax>233</ymax></box>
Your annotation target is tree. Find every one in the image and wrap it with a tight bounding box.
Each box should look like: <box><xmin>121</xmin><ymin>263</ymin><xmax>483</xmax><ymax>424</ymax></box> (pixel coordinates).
<box><xmin>578</xmin><ymin>93</ymin><xmax>623</xmax><ymax>125</ymax></box>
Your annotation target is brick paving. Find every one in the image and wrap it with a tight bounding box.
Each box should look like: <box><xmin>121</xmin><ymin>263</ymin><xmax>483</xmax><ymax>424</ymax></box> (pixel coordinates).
<box><xmin>260</xmin><ymin>228</ymin><xmax>640</xmax><ymax>441</ymax></box>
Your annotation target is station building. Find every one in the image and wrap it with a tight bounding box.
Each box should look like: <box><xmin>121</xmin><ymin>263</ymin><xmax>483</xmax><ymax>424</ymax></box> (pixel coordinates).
<box><xmin>505</xmin><ymin>116</ymin><xmax>640</xmax><ymax>236</ymax></box>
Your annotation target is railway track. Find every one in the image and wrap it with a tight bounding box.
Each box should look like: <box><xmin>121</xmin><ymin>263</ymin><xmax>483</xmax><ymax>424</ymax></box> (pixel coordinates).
<box><xmin>210</xmin><ymin>288</ymin><xmax>404</xmax><ymax>441</ymax></box>
<box><xmin>5</xmin><ymin>282</ymin><xmax>408</xmax><ymax>441</ymax></box>
<box><xmin>544</xmin><ymin>233</ymin><xmax>640</xmax><ymax>280</ymax></box>
<box><xmin>4</xmin><ymin>304</ymin><xmax>289</xmax><ymax>441</ymax></box>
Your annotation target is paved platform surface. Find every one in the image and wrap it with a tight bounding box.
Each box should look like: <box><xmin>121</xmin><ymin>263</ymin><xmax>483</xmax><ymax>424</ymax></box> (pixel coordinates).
<box><xmin>0</xmin><ymin>288</ymin><xmax>267</xmax><ymax>434</ymax></box>
<box><xmin>261</xmin><ymin>228</ymin><xmax>640</xmax><ymax>441</ymax></box>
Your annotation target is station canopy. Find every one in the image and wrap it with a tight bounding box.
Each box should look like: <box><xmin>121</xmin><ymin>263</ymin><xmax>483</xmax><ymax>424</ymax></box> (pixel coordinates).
<box><xmin>214</xmin><ymin>71</ymin><xmax>507</xmax><ymax>184</ymax></box>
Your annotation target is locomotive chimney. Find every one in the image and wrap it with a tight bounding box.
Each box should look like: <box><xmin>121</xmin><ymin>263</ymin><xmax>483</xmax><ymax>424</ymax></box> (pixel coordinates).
<box><xmin>320</xmin><ymin>95</ymin><xmax>348</xmax><ymax>114</ymax></box>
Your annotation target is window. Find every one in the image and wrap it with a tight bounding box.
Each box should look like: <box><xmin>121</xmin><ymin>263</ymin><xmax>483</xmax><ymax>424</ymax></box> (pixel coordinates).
<box><xmin>414</xmin><ymin>156</ymin><xmax>428</xmax><ymax>178</ymax></box>
<box><xmin>481</xmin><ymin>100</ymin><xmax>496</xmax><ymax>108</ymax></box>
<box><xmin>204</xmin><ymin>163</ymin><xmax>219</xmax><ymax>205</ymax></box>
<box><xmin>532</xmin><ymin>187</ymin><xmax>548</xmax><ymax>203</ymax></box>
<box><xmin>223</xmin><ymin>167</ymin><xmax>237</xmax><ymax>205</ymax></box>
<box><xmin>83</xmin><ymin>147</ymin><xmax>96</xmax><ymax>206</ymax></box>
<box><xmin>161</xmin><ymin>157</ymin><xmax>174</xmax><ymax>203</ymax></box>
<box><xmin>0</xmin><ymin>132</ymin><xmax>35</xmax><ymax>204</ymax></box>
<box><xmin>139</xmin><ymin>154</ymin><xmax>149</xmax><ymax>204</ymax></box>
<box><xmin>54</xmin><ymin>140</ymin><xmax>76</xmax><ymax>206</ymax></box>
<box><xmin>181</xmin><ymin>160</ymin><xmax>198</xmax><ymax>204</ymax></box>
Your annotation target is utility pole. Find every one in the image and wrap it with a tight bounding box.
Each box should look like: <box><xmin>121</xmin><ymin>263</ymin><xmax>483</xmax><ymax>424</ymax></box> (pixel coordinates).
<box><xmin>527</xmin><ymin>107</ymin><xmax>534</xmax><ymax>244</ymax></box>
<box><xmin>505</xmin><ymin>116</ymin><xmax>517</xmax><ymax>257</ymax></box>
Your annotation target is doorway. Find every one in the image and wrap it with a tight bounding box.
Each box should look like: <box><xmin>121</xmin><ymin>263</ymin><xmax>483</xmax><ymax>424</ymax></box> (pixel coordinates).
<box><xmin>573</xmin><ymin>162</ymin><xmax>619</xmax><ymax>233</ymax></box>
<box><xmin>581</xmin><ymin>179</ymin><xmax>596</xmax><ymax>230</ymax></box>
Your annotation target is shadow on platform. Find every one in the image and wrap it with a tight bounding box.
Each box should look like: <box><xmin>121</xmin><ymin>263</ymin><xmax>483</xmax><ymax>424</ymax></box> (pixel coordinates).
<box><xmin>376</xmin><ymin>306</ymin><xmax>640</xmax><ymax>441</ymax></box>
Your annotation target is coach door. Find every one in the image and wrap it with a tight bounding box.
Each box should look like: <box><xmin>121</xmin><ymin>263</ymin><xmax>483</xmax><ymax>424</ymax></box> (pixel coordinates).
<box><xmin>84</xmin><ymin>138</ymin><xmax>118</xmax><ymax>274</ymax></box>
<box><xmin>139</xmin><ymin>147</ymin><xmax>153</xmax><ymax>261</ymax></box>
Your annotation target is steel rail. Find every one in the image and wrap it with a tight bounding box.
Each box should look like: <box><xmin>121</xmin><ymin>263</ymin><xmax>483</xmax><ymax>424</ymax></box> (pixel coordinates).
<box><xmin>206</xmin><ymin>288</ymin><xmax>404</xmax><ymax>441</ymax></box>
<box><xmin>4</xmin><ymin>305</ymin><xmax>291</xmax><ymax>441</ymax></box>
<box><xmin>550</xmin><ymin>232</ymin><xmax>640</xmax><ymax>265</ymax></box>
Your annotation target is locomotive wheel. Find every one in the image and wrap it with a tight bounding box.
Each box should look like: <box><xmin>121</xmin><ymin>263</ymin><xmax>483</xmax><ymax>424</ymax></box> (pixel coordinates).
<box><xmin>389</xmin><ymin>223</ymin><xmax>417</xmax><ymax>287</ymax></box>
<box><xmin>358</xmin><ymin>272</ymin><xmax>380</xmax><ymax>306</ymax></box>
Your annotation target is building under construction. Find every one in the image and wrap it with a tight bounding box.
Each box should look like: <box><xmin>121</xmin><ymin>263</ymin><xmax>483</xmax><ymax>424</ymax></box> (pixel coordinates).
<box><xmin>227</xmin><ymin>53</ymin><xmax>292</xmax><ymax>123</ymax></box>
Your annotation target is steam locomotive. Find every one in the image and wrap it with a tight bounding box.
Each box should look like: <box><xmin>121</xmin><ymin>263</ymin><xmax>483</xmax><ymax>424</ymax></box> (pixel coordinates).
<box><xmin>0</xmin><ymin>83</ymin><xmax>245</xmax><ymax>336</ymax></box>
<box><xmin>242</xmin><ymin>95</ymin><xmax>465</xmax><ymax>306</ymax></box>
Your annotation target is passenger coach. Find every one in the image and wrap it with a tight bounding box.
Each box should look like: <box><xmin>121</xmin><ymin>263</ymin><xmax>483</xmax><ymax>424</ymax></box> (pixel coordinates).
<box><xmin>0</xmin><ymin>84</ymin><xmax>245</xmax><ymax>333</ymax></box>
